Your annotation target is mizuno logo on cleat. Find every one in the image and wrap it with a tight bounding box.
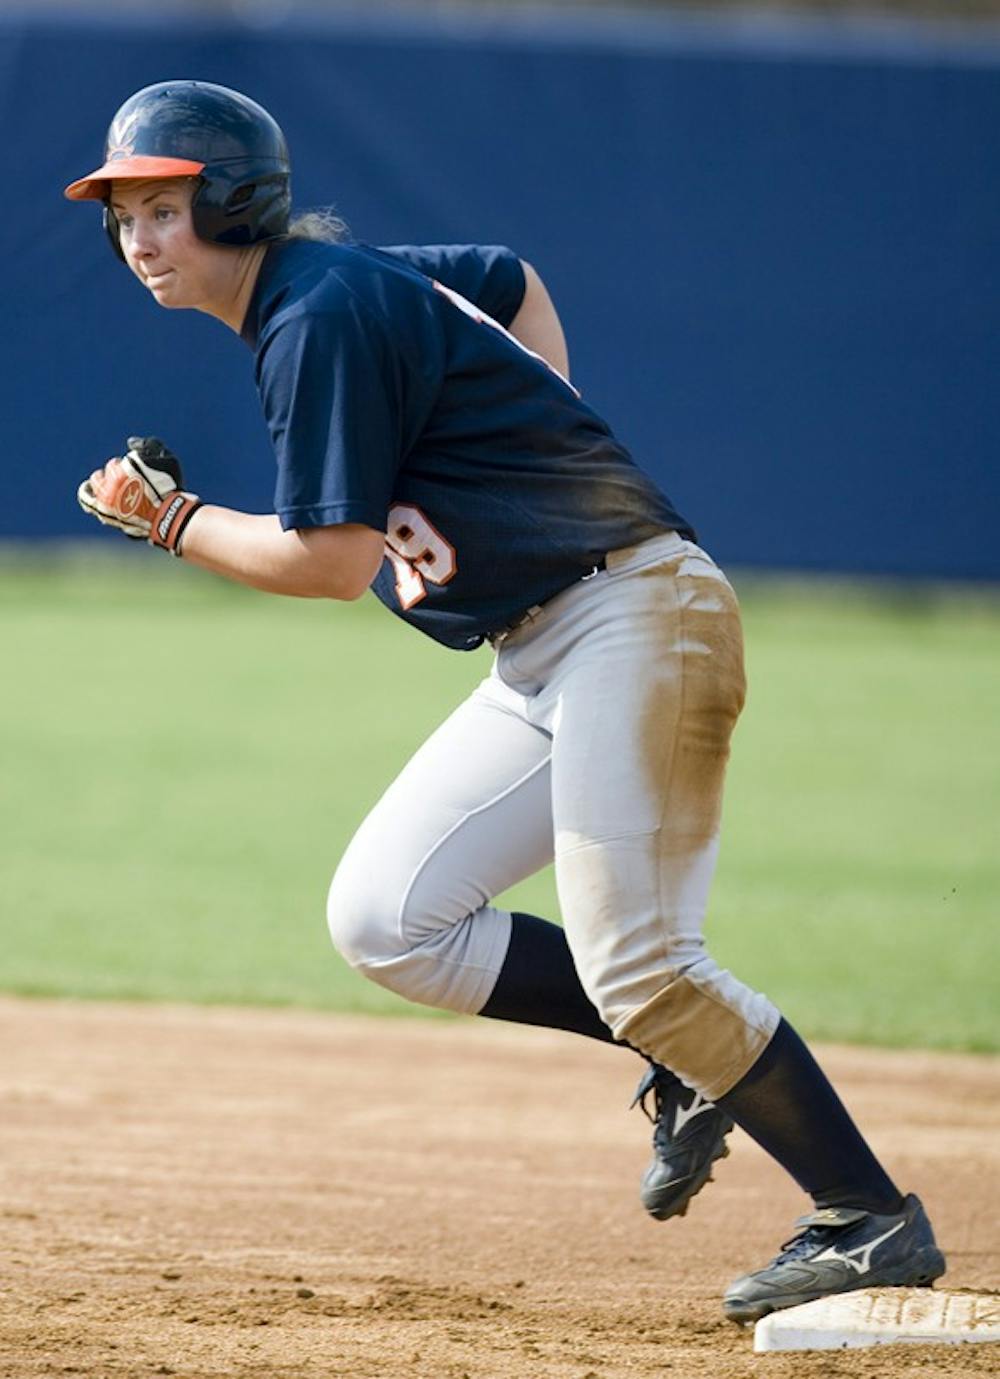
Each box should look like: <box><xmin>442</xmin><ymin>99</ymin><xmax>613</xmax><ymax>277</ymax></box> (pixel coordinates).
<box><xmin>814</xmin><ymin>1219</ymin><xmax>906</xmax><ymax>1275</ymax></box>
<box><xmin>673</xmin><ymin>1092</ymin><xmax>716</xmax><ymax>1137</ymax></box>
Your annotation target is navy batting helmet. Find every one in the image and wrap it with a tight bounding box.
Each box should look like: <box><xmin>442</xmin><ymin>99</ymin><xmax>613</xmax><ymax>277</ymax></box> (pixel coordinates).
<box><xmin>64</xmin><ymin>80</ymin><xmax>291</xmax><ymax>261</ymax></box>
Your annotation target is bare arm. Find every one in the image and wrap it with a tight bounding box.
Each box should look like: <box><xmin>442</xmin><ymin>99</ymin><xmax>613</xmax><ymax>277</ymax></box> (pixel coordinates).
<box><xmin>180</xmin><ymin>508</ymin><xmax>385</xmax><ymax>600</ymax></box>
<box><xmin>508</xmin><ymin>261</ymin><xmax>570</xmax><ymax>380</ymax></box>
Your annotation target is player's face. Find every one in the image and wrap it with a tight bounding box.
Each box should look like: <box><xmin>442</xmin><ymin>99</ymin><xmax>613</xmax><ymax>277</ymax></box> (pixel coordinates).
<box><xmin>111</xmin><ymin>179</ymin><xmax>242</xmax><ymax>313</ymax></box>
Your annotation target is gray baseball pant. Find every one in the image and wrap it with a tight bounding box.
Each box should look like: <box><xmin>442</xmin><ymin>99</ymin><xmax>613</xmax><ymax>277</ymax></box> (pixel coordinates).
<box><xmin>327</xmin><ymin>531</ymin><xmax>779</xmax><ymax>1100</ymax></box>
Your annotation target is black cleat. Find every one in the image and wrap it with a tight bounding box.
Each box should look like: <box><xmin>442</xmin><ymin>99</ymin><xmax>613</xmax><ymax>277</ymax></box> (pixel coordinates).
<box><xmin>631</xmin><ymin>1064</ymin><xmax>734</xmax><ymax>1221</ymax></box>
<box><xmin>723</xmin><ymin>1193</ymin><xmax>946</xmax><ymax>1324</ymax></box>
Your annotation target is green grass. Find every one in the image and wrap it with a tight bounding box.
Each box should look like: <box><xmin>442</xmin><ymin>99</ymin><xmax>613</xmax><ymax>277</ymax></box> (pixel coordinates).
<box><xmin>1</xmin><ymin>548</ymin><xmax>997</xmax><ymax>1051</ymax></box>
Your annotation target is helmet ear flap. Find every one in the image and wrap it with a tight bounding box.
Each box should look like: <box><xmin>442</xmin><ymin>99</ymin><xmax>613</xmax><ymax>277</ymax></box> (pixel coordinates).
<box><xmin>103</xmin><ymin>205</ymin><xmax>126</xmax><ymax>263</ymax></box>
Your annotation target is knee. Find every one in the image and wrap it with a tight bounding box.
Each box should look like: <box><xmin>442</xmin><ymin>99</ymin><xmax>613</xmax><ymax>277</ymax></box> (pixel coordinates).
<box><xmin>326</xmin><ymin>852</ymin><xmax>504</xmax><ymax>1015</ymax></box>
<box><xmin>326</xmin><ymin>855</ymin><xmax>400</xmax><ymax>972</ymax></box>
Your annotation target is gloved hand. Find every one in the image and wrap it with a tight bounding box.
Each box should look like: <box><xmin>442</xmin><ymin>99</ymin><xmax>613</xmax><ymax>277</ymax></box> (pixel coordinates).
<box><xmin>77</xmin><ymin>436</ymin><xmax>202</xmax><ymax>555</ymax></box>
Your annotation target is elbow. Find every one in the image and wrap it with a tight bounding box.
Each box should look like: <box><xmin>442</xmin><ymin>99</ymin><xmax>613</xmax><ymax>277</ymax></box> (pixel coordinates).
<box><xmin>330</xmin><ymin>571</ymin><xmax>373</xmax><ymax>602</ymax></box>
<box><xmin>301</xmin><ymin>566</ymin><xmax>373</xmax><ymax>601</ymax></box>
<box><xmin>331</xmin><ymin>545</ymin><xmax>383</xmax><ymax>601</ymax></box>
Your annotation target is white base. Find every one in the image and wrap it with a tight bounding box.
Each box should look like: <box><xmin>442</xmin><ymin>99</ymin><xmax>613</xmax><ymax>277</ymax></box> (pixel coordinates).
<box><xmin>753</xmin><ymin>1289</ymin><xmax>1000</xmax><ymax>1353</ymax></box>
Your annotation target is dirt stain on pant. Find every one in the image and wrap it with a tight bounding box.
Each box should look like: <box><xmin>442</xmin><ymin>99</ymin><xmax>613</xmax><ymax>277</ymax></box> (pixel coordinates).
<box><xmin>640</xmin><ymin>563</ymin><xmax>746</xmax><ymax>840</ymax></box>
<box><xmin>617</xmin><ymin>565</ymin><xmax>778</xmax><ymax>1097</ymax></box>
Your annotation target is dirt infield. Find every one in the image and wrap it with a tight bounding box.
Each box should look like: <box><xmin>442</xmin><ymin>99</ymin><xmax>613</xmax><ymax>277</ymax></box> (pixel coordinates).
<box><xmin>0</xmin><ymin>998</ymin><xmax>997</xmax><ymax>1379</ymax></box>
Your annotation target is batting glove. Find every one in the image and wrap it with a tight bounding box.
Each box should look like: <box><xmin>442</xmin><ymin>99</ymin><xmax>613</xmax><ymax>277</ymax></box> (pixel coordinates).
<box><xmin>77</xmin><ymin>436</ymin><xmax>202</xmax><ymax>556</ymax></box>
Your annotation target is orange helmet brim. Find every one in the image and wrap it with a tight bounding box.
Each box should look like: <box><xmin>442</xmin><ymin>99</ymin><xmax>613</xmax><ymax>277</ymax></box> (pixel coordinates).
<box><xmin>64</xmin><ymin>156</ymin><xmax>206</xmax><ymax>201</ymax></box>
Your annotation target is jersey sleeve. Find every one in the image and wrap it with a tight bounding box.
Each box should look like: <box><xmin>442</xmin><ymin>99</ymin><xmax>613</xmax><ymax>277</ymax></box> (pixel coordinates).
<box><xmin>256</xmin><ymin>297</ymin><xmax>403</xmax><ymax>533</ymax></box>
<box><xmin>378</xmin><ymin>244</ymin><xmax>526</xmax><ymax>327</ymax></box>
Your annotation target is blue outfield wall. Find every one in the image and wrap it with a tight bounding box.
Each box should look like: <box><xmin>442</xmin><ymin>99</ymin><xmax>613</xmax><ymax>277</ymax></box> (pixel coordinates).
<box><xmin>3</xmin><ymin>5</ymin><xmax>998</xmax><ymax>579</ymax></box>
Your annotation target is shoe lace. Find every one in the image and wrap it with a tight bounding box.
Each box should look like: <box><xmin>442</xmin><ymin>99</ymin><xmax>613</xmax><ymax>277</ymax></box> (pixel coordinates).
<box><xmin>630</xmin><ymin>1065</ymin><xmax>682</xmax><ymax>1146</ymax></box>
<box><xmin>770</xmin><ymin>1225</ymin><xmax>838</xmax><ymax>1267</ymax></box>
<box><xmin>631</xmin><ymin>1067</ymin><xmax>660</xmax><ymax>1124</ymax></box>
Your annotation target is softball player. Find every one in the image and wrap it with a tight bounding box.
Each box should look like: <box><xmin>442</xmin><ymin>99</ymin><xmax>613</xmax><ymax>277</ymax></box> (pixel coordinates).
<box><xmin>66</xmin><ymin>81</ymin><xmax>945</xmax><ymax>1322</ymax></box>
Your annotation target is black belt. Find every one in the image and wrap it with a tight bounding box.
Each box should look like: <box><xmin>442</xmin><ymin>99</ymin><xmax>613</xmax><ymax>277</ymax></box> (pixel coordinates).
<box><xmin>486</xmin><ymin>557</ymin><xmax>607</xmax><ymax>646</ymax></box>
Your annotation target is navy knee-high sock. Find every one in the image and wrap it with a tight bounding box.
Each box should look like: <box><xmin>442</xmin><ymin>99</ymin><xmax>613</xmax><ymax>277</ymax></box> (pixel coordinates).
<box><xmin>717</xmin><ymin>1018</ymin><xmax>904</xmax><ymax>1215</ymax></box>
<box><xmin>479</xmin><ymin>911</ymin><xmax>620</xmax><ymax>1046</ymax></box>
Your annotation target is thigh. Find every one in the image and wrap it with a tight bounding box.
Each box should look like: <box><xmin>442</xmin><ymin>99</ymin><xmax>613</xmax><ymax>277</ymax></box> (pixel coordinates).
<box><xmin>330</xmin><ymin>673</ymin><xmax>554</xmax><ymax>956</ymax></box>
<box><xmin>547</xmin><ymin>547</ymin><xmax>747</xmax><ymax>1026</ymax></box>
<box><xmin>552</xmin><ymin>545</ymin><xmax>745</xmax><ymax>840</ymax></box>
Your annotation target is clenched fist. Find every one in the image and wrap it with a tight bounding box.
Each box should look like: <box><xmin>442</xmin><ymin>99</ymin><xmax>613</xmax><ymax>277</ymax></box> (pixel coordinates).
<box><xmin>77</xmin><ymin>436</ymin><xmax>202</xmax><ymax>555</ymax></box>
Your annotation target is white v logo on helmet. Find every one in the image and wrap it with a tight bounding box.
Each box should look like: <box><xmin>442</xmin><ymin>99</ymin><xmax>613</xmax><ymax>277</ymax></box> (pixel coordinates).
<box><xmin>108</xmin><ymin>110</ymin><xmax>140</xmax><ymax>154</ymax></box>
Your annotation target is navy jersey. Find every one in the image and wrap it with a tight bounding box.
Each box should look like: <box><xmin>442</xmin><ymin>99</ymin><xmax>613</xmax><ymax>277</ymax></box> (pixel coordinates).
<box><xmin>240</xmin><ymin>238</ymin><xmax>694</xmax><ymax>650</ymax></box>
